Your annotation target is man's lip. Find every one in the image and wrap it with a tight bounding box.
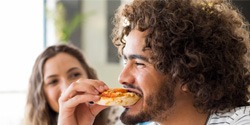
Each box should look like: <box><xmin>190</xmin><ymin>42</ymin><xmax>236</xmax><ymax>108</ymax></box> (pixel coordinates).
<box><xmin>124</xmin><ymin>88</ymin><xmax>142</xmax><ymax>97</ymax></box>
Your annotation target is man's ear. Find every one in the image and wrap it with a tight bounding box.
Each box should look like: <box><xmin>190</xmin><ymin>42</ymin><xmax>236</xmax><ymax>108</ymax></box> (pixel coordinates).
<box><xmin>181</xmin><ymin>84</ymin><xmax>189</xmax><ymax>92</ymax></box>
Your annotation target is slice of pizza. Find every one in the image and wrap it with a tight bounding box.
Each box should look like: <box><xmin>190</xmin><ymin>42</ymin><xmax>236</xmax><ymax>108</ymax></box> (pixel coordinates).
<box><xmin>95</xmin><ymin>88</ymin><xmax>140</xmax><ymax>106</ymax></box>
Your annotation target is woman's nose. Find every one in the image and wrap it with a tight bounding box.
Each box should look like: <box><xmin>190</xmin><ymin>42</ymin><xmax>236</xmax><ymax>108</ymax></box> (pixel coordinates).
<box><xmin>60</xmin><ymin>79</ymin><xmax>70</xmax><ymax>92</ymax></box>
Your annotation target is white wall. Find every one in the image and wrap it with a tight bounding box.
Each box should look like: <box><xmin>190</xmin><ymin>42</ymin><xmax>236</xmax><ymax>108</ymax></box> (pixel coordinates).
<box><xmin>82</xmin><ymin>0</ymin><xmax>122</xmax><ymax>88</ymax></box>
<box><xmin>0</xmin><ymin>0</ymin><xmax>44</xmax><ymax>124</ymax></box>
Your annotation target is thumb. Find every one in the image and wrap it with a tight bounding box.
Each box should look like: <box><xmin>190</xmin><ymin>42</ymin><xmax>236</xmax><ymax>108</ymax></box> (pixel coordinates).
<box><xmin>89</xmin><ymin>104</ymin><xmax>109</xmax><ymax>116</ymax></box>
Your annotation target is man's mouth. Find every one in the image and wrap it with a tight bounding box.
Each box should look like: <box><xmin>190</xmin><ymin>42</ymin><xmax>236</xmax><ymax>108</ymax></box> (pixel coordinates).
<box><xmin>125</xmin><ymin>88</ymin><xmax>143</xmax><ymax>97</ymax></box>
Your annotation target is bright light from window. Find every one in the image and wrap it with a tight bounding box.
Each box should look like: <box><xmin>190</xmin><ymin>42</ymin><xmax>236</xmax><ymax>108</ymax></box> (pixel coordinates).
<box><xmin>0</xmin><ymin>0</ymin><xmax>44</xmax><ymax>124</ymax></box>
<box><xmin>0</xmin><ymin>0</ymin><xmax>44</xmax><ymax>91</ymax></box>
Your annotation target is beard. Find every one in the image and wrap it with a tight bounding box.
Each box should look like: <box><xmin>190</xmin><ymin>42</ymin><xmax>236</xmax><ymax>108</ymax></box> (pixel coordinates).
<box><xmin>120</xmin><ymin>80</ymin><xmax>176</xmax><ymax>124</ymax></box>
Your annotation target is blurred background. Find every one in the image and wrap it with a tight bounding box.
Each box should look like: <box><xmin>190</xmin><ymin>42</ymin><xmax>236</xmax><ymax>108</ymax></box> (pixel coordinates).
<box><xmin>0</xmin><ymin>0</ymin><xmax>249</xmax><ymax>124</ymax></box>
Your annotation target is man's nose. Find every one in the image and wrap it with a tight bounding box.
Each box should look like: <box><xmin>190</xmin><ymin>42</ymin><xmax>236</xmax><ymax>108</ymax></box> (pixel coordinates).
<box><xmin>118</xmin><ymin>64</ymin><xmax>134</xmax><ymax>86</ymax></box>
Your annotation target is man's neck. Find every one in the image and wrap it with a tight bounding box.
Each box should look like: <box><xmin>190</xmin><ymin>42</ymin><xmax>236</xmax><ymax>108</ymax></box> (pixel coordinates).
<box><xmin>156</xmin><ymin>87</ymin><xmax>209</xmax><ymax>125</ymax></box>
<box><xmin>157</xmin><ymin>103</ymin><xmax>209</xmax><ymax>125</ymax></box>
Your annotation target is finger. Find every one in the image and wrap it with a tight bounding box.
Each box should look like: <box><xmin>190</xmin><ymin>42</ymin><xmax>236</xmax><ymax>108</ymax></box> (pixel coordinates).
<box><xmin>62</xmin><ymin>93</ymin><xmax>100</xmax><ymax>108</ymax></box>
<box><xmin>87</xmin><ymin>80</ymin><xmax>109</xmax><ymax>92</ymax></box>
<box><xmin>89</xmin><ymin>103</ymin><xmax>109</xmax><ymax>116</ymax></box>
<box><xmin>60</xmin><ymin>82</ymin><xmax>80</xmax><ymax>102</ymax></box>
<box><xmin>60</xmin><ymin>79</ymin><xmax>109</xmax><ymax>102</ymax></box>
<box><xmin>76</xmin><ymin>79</ymin><xmax>109</xmax><ymax>93</ymax></box>
<box><xmin>60</xmin><ymin>80</ymin><xmax>100</xmax><ymax>102</ymax></box>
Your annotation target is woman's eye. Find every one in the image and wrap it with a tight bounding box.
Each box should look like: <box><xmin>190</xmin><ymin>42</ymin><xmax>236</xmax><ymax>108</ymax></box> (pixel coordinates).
<box><xmin>48</xmin><ymin>79</ymin><xmax>58</xmax><ymax>85</ymax></box>
<box><xmin>70</xmin><ymin>73</ymin><xmax>81</xmax><ymax>78</ymax></box>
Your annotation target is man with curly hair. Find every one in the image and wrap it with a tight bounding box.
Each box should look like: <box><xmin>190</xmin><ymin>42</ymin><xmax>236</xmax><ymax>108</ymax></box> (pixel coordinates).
<box><xmin>57</xmin><ymin>0</ymin><xmax>250</xmax><ymax>125</ymax></box>
<box><xmin>111</xmin><ymin>0</ymin><xmax>250</xmax><ymax>124</ymax></box>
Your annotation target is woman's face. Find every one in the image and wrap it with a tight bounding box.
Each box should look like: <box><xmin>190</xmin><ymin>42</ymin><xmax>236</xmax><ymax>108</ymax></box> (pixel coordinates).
<box><xmin>43</xmin><ymin>52</ymin><xmax>88</xmax><ymax>112</ymax></box>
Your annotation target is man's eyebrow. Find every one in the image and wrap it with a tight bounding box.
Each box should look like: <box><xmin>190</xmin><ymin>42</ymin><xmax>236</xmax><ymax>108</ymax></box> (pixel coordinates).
<box><xmin>123</xmin><ymin>54</ymin><xmax>149</xmax><ymax>62</ymax></box>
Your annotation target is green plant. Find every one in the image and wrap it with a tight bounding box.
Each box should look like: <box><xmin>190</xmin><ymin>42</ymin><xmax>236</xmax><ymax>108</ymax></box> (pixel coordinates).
<box><xmin>47</xmin><ymin>2</ymin><xmax>94</xmax><ymax>43</ymax></box>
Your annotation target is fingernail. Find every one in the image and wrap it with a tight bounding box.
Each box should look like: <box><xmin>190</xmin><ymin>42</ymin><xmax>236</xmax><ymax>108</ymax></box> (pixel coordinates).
<box><xmin>95</xmin><ymin>95</ymin><xmax>100</xmax><ymax>99</ymax></box>
<box><xmin>99</xmin><ymin>86</ymin><xmax>104</xmax><ymax>90</ymax></box>
<box><xmin>104</xmin><ymin>85</ymin><xmax>109</xmax><ymax>90</ymax></box>
<box><xmin>95</xmin><ymin>90</ymin><xmax>99</xmax><ymax>94</ymax></box>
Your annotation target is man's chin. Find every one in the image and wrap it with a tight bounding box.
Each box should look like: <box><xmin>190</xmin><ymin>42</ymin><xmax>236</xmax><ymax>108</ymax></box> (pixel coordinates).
<box><xmin>120</xmin><ymin>108</ymin><xmax>151</xmax><ymax>125</ymax></box>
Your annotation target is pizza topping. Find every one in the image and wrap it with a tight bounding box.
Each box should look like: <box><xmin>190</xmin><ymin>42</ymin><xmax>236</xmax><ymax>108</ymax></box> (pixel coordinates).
<box><xmin>100</xmin><ymin>88</ymin><xmax>129</xmax><ymax>98</ymax></box>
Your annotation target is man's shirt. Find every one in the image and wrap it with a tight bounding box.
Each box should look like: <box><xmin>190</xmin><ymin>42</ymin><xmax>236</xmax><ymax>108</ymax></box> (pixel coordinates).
<box><xmin>207</xmin><ymin>106</ymin><xmax>250</xmax><ymax>125</ymax></box>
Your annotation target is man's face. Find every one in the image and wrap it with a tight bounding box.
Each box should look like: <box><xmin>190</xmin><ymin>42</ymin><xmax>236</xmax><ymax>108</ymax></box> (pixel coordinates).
<box><xmin>118</xmin><ymin>29</ymin><xmax>178</xmax><ymax>124</ymax></box>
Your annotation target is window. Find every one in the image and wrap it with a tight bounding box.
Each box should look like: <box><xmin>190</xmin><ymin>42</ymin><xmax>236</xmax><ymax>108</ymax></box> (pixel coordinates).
<box><xmin>0</xmin><ymin>0</ymin><xmax>44</xmax><ymax>124</ymax></box>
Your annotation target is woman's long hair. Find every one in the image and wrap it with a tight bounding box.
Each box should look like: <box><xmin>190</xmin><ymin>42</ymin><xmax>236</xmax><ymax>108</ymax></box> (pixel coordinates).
<box><xmin>24</xmin><ymin>44</ymin><xmax>98</xmax><ymax>125</ymax></box>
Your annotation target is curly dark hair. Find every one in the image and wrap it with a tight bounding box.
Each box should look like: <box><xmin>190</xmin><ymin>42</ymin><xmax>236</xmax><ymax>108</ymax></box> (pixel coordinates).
<box><xmin>112</xmin><ymin>0</ymin><xmax>250</xmax><ymax>113</ymax></box>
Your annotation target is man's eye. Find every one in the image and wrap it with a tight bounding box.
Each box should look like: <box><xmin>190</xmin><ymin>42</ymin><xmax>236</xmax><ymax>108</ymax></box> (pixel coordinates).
<box><xmin>135</xmin><ymin>62</ymin><xmax>145</xmax><ymax>66</ymax></box>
